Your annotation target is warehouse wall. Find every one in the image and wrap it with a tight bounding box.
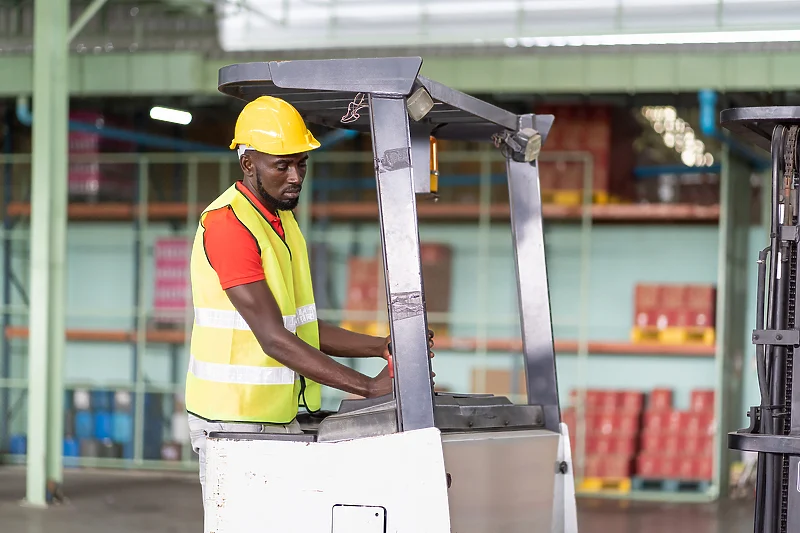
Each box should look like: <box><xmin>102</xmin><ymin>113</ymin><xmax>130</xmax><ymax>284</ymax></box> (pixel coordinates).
<box><xmin>0</xmin><ymin>220</ymin><xmax>765</xmax><ymax>435</ymax></box>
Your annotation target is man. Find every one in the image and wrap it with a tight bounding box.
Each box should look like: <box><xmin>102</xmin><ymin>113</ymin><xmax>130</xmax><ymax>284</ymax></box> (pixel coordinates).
<box><xmin>184</xmin><ymin>95</ymin><xmax>434</xmax><ymax>509</ymax></box>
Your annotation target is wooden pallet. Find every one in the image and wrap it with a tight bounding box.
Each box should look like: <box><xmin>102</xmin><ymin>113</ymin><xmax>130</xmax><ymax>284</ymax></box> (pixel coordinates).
<box><xmin>578</xmin><ymin>477</ymin><xmax>631</xmax><ymax>494</ymax></box>
<box><xmin>631</xmin><ymin>477</ymin><xmax>712</xmax><ymax>493</ymax></box>
<box><xmin>631</xmin><ymin>326</ymin><xmax>715</xmax><ymax>346</ymax></box>
<box><xmin>541</xmin><ymin>190</ymin><xmax>610</xmax><ymax>206</ymax></box>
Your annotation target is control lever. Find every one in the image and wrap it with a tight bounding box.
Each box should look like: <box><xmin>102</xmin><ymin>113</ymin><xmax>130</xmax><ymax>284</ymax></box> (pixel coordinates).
<box><xmin>386</xmin><ymin>342</ymin><xmax>394</xmax><ymax>378</ymax></box>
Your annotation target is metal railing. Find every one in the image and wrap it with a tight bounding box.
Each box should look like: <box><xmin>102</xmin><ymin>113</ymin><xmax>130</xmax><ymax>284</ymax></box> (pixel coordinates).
<box><xmin>0</xmin><ymin>147</ymin><xmax>597</xmax><ymax>474</ymax></box>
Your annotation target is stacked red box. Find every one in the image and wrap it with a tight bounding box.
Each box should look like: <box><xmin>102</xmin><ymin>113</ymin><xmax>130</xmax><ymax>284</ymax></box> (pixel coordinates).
<box><xmin>565</xmin><ymin>389</ymin><xmax>644</xmax><ymax>479</ymax></box>
<box><xmin>68</xmin><ymin>110</ymin><xmax>137</xmax><ymax>201</ymax></box>
<box><xmin>680</xmin><ymin>285</ymin><xmax>717</xmax><ymax>328</ymax></box>
<box><xmin>344</xmin><ymin>257</ymin><xmax>384</xmax><ymax>314</ymax></box>
<box><xmin>633</xmin><ymin>283</ymin><xmax>717</xmax><ymax>331</ymax></box>
<box><xmin>152</xmin><ymin>238</ymin><xmax>191</xmax><ymax>326</ymax></box>
<box><xmin>534</xmin><ymin>104</ymin><xmax>611</xmax><ymax>197</ymax></box>
<box><xmin>419</xmin><ymin>243</ymin><xmax>452</xmax><ymax>337</ymax></box>
<box><xmin>634</xmin><ymin>284</ymin><xmax>665</xmax><ymax>329</ymax></box>
<box><xmin>635</xmin><ymin>388</ymin><xmax>715</xmax><ymax>481</ymax></box>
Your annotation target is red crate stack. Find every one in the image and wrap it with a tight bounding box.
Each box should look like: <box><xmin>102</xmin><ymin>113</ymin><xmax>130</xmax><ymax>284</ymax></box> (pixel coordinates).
<box><xmin>342</xmin><ymin>256</ymin><xmax>387</xmax><ymax>334</ymax></box>
<box><xmin>152</xmin><ymin>238</ymin><xmax>191</xmax><ymax>326</ymax></box>
<box><xmin>635</xmin><ymin>388</ymin><xmax>715</xmax><ymax>481</ymax></box>
<box><xmin>68</xmin><ymin>110</ymin><xmax>137</xmax><ymax>201</ymax></box>
<box><xmin>342</xmin><ymin>243</ymin><xmax>452</xmax><ymax>337</ymax></box>
<box><xmin>565</xmin><ymin>389</ymin><xmax>644</xmax><ymax>479</ymax></box>
<box><xmin>534</xmin><ymin>104</ymin><xmax>611</xmax><ymax>199</ymax></box>
<box><xmin>632</xmin><ymin>283</ymin><xmax>717</xmax><ymax>344</ymax></box>
<box><xmin>634</xmin><ymin>284</ymin><xmax>665</xmax><ymax>329</ymax></box>
<box><xmin>680</xmin><ymin>285</ymin><xmax>717</xmax><ymax>329</ymax></box>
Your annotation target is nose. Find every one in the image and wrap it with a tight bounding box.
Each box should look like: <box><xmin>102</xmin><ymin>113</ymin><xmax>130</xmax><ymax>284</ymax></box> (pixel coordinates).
<box><xmin>286</xmin><ymin>166</ymin><xmax>302</xmax><ymax>185</ymax></box>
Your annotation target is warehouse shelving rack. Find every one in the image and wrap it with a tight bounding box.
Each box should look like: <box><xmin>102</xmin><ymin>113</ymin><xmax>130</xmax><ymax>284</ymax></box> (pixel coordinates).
<box><xmin>0</xmin><ymin>144</ymin><xmax>740</xmax><ymax>503</ymax></box>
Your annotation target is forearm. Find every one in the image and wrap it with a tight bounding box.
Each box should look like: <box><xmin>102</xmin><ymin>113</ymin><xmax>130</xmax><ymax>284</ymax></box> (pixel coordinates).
<box><xmin>262</xmin><ymin>328</ymin><xmax>374</xmax><ymax>397</ymax></box>
<box><xmin>223</xmin><ymin>281</ymin><xmax>383</xmax><ymax>397</ymax></box>
<box><xmin>318</xmin><ymin>320</ymin><xmax>385</xmax><ymax>358</ymax></box>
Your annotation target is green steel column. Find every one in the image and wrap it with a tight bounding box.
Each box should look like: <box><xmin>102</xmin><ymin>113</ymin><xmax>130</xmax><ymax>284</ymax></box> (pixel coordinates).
<box><xmin>46</xmin><ymin>0</ymin><xmax>69</xmax><ymax>486</ymax></box>
<box><xmin>714</xmin><ymin>145</ymin><xmax>750</xmax><ymax>497</ymax></box>
<box><xmin>26</xmin><ymin>0</ymin><xmax>68</xmax><ymax>506</ymax></box>
<box><xmin>133</xmin><ymin>161</ymin><xmax>148</xmax><ymax>464</ymax></box>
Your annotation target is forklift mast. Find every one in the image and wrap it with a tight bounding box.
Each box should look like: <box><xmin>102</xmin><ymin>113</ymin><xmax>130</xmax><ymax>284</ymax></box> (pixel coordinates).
<box><xmin>722</xmin><ymin>107</ymin><xmax>800</xmax><ymax>533</ymax></box>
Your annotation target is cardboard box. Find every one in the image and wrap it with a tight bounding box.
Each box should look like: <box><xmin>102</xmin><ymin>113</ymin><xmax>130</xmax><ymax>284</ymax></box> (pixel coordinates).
<box><xmin>634</xmin><ymin>284</ymin><xmax>663</xmax><ymax>328</ymax></box>
<box><xmin>648</xmin><ymin>388</ymin><xmax>673</xmax><ymax>411</ymax></box>
<box><xmin>420</xmin><ymin>243</ymin><xmax>452</xmax><ymax>336</ymax></box>
<box><xmin>684</xmin><ymin>285</ymin><xmax>716</xmax><ymax>327</ymax></box>
<box><xmin>603</xmin><ymin>455</ymin><xmax>635</xmax><ymax>478</ymax></box>
<box><xmin>636</xmin><ymin>454</ymin><xmax>662</xmax><ymax>478</ymax></box>
<box><xmin>470</xmin><ymin>368</ymin><xmax>526</xmax><ymax>398</ymax></box>
<box><xmin>690</xmin><ymin>389</ymin><xmax>715</xmax><ymax>412</ymax></box>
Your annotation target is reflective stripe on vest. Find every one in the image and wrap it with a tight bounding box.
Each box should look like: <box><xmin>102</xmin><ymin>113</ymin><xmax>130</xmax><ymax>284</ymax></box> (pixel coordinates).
<box><xmin>193</xmin><ymin>304</ymin><xmax>317</xmax><ymax>334</ymax></box>
<box><xmin>188</xmin><ymin>354</ymin><xmax>296</xmax><ymax>385</ymax></box>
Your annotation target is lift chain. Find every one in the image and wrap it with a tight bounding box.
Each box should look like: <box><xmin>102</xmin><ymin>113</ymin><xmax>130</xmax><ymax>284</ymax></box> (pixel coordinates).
<box><xmin>785</xmin><ymin>126</ymin><xmax>798</xmax><ymax>185</ymax></box>
<box><xmin>780</xmin><ymin>124</ymin><xmax>799</xmax><ymax>533</ymax></box>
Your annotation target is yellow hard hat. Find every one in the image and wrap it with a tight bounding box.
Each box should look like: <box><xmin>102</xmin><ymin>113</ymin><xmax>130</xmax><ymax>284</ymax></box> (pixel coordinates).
<box><xmin>229</xmin><ymin>96</ymin><xmax>320</xmax><ymax>155</ymax></box>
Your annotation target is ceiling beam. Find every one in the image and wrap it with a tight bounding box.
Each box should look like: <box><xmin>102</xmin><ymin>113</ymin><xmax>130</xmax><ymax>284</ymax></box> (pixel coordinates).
<box><xmin>0</xmin><ymin>48</ymin><xmax>799</xmax><ymax>97</ymax></box>
<box><xmin>67</xmin><ymin>0</ymin><xmax>111</xmax><ymax>44</ymax></box>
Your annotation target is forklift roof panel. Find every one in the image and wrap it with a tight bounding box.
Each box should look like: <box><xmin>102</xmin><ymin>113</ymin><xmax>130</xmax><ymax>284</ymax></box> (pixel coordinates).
<box><xmin>218</xmin><ymin>57</ymin><xmax>523</xmax><ymax>141</ymax></box>
<box><xmin>721</xmin><ymin>106</ymin><xmax>800</xmax><ymax>152</ymax></box>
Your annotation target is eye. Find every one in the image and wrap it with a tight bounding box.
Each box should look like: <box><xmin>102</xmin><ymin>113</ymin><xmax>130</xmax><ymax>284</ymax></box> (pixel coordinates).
<box><xmin>276</xmin><ymin>165</ymin><xmax>288</xmax><ymax>172</ymax></box>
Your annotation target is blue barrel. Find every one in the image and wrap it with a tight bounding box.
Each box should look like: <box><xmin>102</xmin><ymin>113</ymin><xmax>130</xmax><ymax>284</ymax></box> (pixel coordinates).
<box><xmin>9</xmin><ymin>434</ymin><xmax>26</xmax><ymax>455</ymax></box>
<box><xmin>113</xmin><ymin>391</ymin><xmax>133</xmax><ymax>413</ymax></box>
<box><xmin>74</xmin><ymin>411</ymin><xmax>93</xmax><ymax>439</ymax></box>
<box><xmin>72</xmin><ymin>389</ymin><xmax>91</xmax><ymax>411</ymax></box>
<box><xmin>111</xmin><ymin>412</ymin><xmax>133</xmax><ymax>443</ymax></box>
<box><xmin>63</xmin><ymin>437</ymin><xmax>80</xmax><ymax>468</ymax></box>
<box><xmin>93</xmin><ymin>411</ymin><xmax>113</xmax><ymax>440</ymax></box>
<box><xmin>91</xmin><ymin>390</ymin><xmax>113</xmax><ymax>412</ymax></box>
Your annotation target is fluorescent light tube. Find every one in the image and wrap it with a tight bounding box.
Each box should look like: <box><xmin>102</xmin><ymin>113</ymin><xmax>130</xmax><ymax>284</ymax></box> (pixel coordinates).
<box><xmin>516</xmin><ymin>29</ymin><xmax>800</xmax><ymax>48</ymax></box>
<box><xmin>150</xmin><ymin>106</ymin><xmax>192</xmax><ymax>125</ymax></box>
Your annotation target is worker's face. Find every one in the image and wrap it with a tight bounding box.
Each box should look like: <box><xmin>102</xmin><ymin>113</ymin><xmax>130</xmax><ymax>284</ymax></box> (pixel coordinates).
<box><xmin>241</xmin><ymin>151</ymin><xmax>308</xmax><ymax>211</ymax></box>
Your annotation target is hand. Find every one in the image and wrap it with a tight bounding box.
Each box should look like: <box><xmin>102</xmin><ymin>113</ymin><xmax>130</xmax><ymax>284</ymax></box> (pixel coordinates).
<box><xmin>367</xmin><ymin>366</ymin><xmax>394</xmax><ymax>398</ymax></box>
<box><xmin>380</xmin><ymin>329</ymin><xmax>435</xmax><ymax>361</ymax></box>
<box><xmin>367</xmin><ymin>358</ymin><xmax>436</xmax><ymax>398</ymax></box>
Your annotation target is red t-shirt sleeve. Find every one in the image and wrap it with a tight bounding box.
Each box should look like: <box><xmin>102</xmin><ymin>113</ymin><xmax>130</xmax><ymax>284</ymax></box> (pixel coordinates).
<box><xmin>202</xmin><ymin>207</ymin><xmax>266</xmax><ymax>290</ymax></box>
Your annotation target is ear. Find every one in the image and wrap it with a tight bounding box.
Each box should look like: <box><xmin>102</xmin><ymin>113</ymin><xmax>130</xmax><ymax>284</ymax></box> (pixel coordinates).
<box><xmin>239</xmin><ymin>153</ymin><xmax>252</xmax><ymax>176</ymax></box>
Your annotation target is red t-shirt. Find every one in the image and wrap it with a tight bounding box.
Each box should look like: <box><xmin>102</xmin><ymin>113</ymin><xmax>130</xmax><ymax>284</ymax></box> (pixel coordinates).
<box><xmin>203</xmin><ymin>181</ymin><xmax>285</xmax><ymax>290</ymax></box>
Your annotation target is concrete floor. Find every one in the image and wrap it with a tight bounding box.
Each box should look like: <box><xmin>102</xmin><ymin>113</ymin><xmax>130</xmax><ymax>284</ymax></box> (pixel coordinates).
<box><xmin>0</xmin><ymin>466</ymin><xmax>755</xmax><ymax>533</ymax></box>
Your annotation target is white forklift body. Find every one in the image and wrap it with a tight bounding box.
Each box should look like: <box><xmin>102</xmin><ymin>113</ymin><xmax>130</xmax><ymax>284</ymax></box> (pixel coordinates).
<box><xmin>204</xmin><ymin>57</ymin><xmax>578</xmax><ymax>533</ymax></box>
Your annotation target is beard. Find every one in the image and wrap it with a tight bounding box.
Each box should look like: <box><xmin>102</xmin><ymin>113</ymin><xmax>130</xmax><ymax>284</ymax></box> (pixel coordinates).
<box><xmin>255</xmin><ymin>169</ymin><xmax>300</xmax><ymax>211</ymax></box>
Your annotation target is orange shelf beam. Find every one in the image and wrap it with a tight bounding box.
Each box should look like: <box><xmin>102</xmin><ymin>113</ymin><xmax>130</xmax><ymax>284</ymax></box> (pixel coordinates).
<box><xmin>4</xmin><ymin>326</ymin><xmax>185</xmax><ymax>344</ymax></box>
<box><xmin>5</xmin><ymin>327</ymin><xmax>714</xmax><ymax>357</ymax></box>
<box><xmin>6</xmin><ymin>201</ymin><xmax>720</xmax><ymax>223</ymax></box>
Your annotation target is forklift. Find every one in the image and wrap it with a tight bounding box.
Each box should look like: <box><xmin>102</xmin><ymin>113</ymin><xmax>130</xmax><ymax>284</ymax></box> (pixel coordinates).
<box><xmin>203</xmin><ymin>57</ymin><xmax>578</xmax><ymax>533</ymax></box>
<box><xmin>722</xmin><ymin>106</ymin><xmax>800</xmax><ymax>532</ymax></box>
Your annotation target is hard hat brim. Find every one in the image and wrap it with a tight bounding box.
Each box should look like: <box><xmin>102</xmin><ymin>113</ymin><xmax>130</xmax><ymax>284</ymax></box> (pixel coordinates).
<box><xmin>229</xmin><ymin>136</ymin><xmax>321</xmax><ymax>156</ymax></box>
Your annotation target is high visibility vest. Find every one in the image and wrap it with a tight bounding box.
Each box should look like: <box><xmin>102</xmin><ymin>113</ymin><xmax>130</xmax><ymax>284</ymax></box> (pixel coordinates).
<box><xmin>184</xmin><ymin>183</ymin><xmax>321</xmax><ymax>424</ymax></box>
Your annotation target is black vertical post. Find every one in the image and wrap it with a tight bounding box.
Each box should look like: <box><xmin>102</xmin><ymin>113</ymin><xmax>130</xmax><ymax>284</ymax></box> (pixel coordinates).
<box><xmin>506</xmin><ymin>114</ymin><xmax>561</xmax><ymax>433</ymax></box>
<box><xmin>368</xmin><ymin>95</ymin><xmax>435</xmax><ymax>432</ymax></box>
<box><xmin>763</xmin><ymin>126</ymin><xmax>786</xmax><ymax>533</ymax></box>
